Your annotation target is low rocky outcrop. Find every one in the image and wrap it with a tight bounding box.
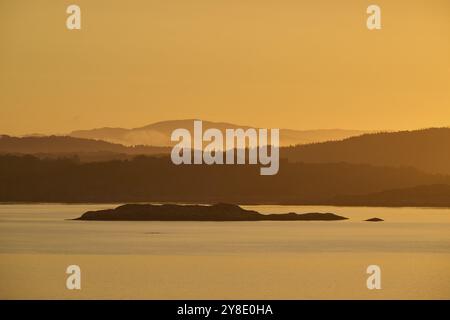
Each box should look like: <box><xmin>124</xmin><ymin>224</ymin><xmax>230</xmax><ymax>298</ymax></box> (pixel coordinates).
<box><xmin>365</xmin><ymin>217</ymin><xmax>384</xmax><ymax>222</ymax></box>
<box><xmin>75</xmin><ymin>203</ymin><xmax>348</xmax><ymax>221</ymax></box>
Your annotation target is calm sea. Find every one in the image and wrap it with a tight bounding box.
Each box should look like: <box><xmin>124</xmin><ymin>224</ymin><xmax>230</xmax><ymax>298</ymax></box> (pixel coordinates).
<box><xmin>1</xmin><ymin>204</ymin><xmax>450</xmax><ymax>299</ymax></box>
<box><xmin>1</xmin><ymin>203</ymin><xmax>449</xmax><ymax>255</ymax></box>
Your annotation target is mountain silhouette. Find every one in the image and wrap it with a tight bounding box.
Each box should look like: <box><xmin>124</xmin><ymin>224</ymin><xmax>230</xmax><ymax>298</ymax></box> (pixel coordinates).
<box><xmin>70</xmin><ymin>119</ymin><xmax>367</xmax><ymax>147</ymax></box>
<box><xmin>3</xmin><ymin>127</ymin><xmax>450</xmax><ymax>176</ymax></box>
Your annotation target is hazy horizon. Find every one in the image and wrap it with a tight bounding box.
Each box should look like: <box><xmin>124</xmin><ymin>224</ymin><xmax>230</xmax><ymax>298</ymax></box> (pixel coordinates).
<box><xmin>2</xmin><ymin>0</ymin><xmax>450</xmax><ymax>135</ymax></box>
<box><xmin>2</xmin><ymin>117</ymin><xmax>449</xmax><ymax>137</ymax></box>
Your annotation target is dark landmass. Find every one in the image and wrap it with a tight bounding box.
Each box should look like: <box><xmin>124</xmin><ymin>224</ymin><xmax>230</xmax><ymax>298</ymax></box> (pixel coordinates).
<box><xmin>0</xmin><ymin>135</ymin><xmax>170</xmax><ymax>159</ymax></box>
<box><xmin>331</xmin><ymin>184</ymin><xmax>450</xmax><ymax>207</ymax></box>
<box><xmin>75</xmin><ymin>203</ymin><xmax>348</xmax><ymax>221</ymax></box>
<box><xmin>365</xmin><ymin>218</ymin><xmax>384</xmax><ymax>222</ymax></box>
<box><xmin>2</xmin><ymin>128</ymin><xmax>450</xmax><ymax>206</ymax></box>
<box><xmin>5</xmin><ymin>128</ymin><xmax>450</xmax><ymax>177</ymax></box>
<box><xmin>282</xmin><ymin>128</ymin><xmax>450</xmax><ymax>175</ymax></box>
<box><xmin>1</xmin><ymin>154</ymin><xmax>450</xmax><ymax>206</ymax></box>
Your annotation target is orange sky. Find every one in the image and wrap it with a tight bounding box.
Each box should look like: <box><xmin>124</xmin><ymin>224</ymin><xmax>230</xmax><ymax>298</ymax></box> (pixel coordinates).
<box><xmin>1</xmin><ymin>0</ymin><xmax>449</xmax><ymax>135</ymax></box>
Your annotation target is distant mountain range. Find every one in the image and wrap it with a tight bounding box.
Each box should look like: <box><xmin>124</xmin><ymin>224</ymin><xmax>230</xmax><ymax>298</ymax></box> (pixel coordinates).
<box><xmin>69</xmin><ymin>119</ymin><xmax>368</xmax><ymax>147</ymax></box>
<box><xmin>1</xmin><ymin>125</ymin><xmax>450</xmax><ymax>205</ymax></box>
<box><xmin>2</xmin><ymin>127</ymin><xmax>450</xmax><ymax>175</ymax></box>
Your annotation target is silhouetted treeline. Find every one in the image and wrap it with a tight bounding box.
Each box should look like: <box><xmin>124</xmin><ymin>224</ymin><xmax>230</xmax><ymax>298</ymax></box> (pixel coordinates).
<box><xmin>1</xmin><ymin>154</ymin><xmax>449</xmax><ymax>205</ymax></box>
<box><xmin>2</xmin><ymin>128</ymin><xmax>450</xmax><ymax>176</ymax></box>
<box><xmin>0</xmin><ymin>135</ymin><xmax>170</xmax><ymax>156</ymax></box>
<box><xmin>282</xmin><ymin>128</ymin><xmax>450</xmax><ymax>175</ymax></box>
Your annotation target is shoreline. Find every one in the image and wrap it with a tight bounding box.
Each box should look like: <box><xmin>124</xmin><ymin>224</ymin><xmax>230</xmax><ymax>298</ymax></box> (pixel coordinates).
<box><xmin>0</xmin><ymin>201</ymin><xmax>450</xmax><ymax>210</ymax></box>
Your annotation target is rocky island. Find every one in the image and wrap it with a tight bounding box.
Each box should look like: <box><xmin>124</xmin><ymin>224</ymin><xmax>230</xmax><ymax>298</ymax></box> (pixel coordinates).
<box><xmin>365</xmin><ymin>217</ymin><xmax>384</xmax><ymax>222</ymax></box>
<box><xmin>75</xmin><ymin>203</ymin><xmax>348</xmax><ymax>221</ymax></box>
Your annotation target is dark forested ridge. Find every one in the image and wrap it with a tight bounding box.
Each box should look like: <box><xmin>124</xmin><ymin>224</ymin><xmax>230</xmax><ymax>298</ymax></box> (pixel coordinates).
<box><xmin>0</xmin><ymin>135</ymin><xmax>170</xmax><ymax>157</ymax></box>
<box><xmin>1</xmin><ymin>127</ymin><xmax>450</xmax><ymax>206</ymax></box>
<box><xmin>1</xmin><ymin>154</ymin><xmax>449</xmax><ymax>206</ymax></box>
<box><xmin>282</xmin><ymin>128</ymin><xmax>450</xmax><ymax>175</ymax></box>
<box><xmin>3</xmin><ymin>128</ymin><xmax>450</xmax><ymax>176</ymax></box>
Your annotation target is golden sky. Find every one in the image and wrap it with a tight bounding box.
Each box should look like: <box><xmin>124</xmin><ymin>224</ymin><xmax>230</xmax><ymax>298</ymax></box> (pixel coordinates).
<box><xmin>1</xmin><ymin>0</ymin><xmax>449</xmax><ymax>135</ymax></box>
